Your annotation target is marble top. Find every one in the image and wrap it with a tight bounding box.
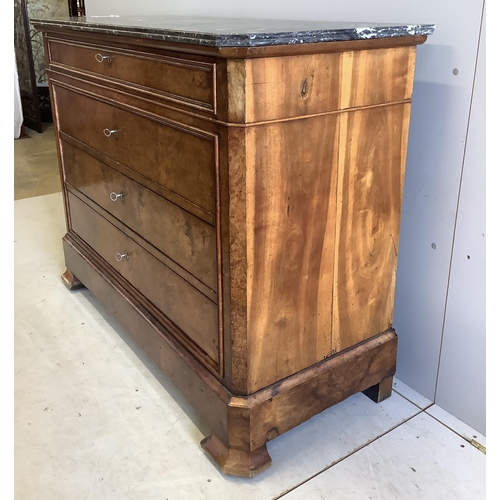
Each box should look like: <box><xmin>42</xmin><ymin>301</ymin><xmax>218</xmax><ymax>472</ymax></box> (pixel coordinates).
<box><xmin>31</xmin><ymin>16</ymin><xmax>435</xmax><ymax>47</ymax></box>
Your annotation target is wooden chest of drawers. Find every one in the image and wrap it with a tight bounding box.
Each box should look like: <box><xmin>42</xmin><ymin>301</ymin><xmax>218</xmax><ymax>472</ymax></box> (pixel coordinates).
<box><xmin>33</xmin><ymin>16</ymin><xmax>433</xmax><ymax>477</ymax></box>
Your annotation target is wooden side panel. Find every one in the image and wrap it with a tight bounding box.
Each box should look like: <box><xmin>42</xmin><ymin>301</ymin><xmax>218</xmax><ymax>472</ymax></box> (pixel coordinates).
<box><xmin>225</xmin><ymin>59</ymin><xmax>246</xmax><ymax>123</ymax></box>
<box><xmin>246</xmin><ymin>331</ymin><xmax>398</xmax><ymax>450</ymax></box>
<box><xmin>340</xmin><ymin>47</ymin><xmax>416</xmax><ymax>109</ymax></box>
<box><xmin>226</xmin><ymin>127</ymin><xmax>250</xmax><ymax>393</ymax></box>
<box><xmin>245</xmin><ymin>53</ymin><xmax>342</xmax><ymax>122</ymax></box>
<box><xmin>243</xmin><ymin>47</ymin><xmax>415</xmax><ymax>123</ymax></box>
<box><xmin>246</xmin><ymin>115</ymin><xmax>339</xmax><ymax>392</ymax></box>
<box><xmin>333</xmin><ymin>104</ymin><xmax>411</xmax><ymax>351</ymax></box>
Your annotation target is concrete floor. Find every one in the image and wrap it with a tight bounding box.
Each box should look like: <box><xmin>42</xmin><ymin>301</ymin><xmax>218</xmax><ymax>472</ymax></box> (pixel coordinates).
<box><xmin>14</xmin><ymin>127</ymin><xmax>486</xmax><ymax>499</ymax></box>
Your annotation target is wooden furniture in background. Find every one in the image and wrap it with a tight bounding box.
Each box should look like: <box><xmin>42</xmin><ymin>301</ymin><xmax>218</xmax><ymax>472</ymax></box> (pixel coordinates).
<box><xmin>32</xmin><ymin>17</ymin><xmax>429</xmax><ymax>477</ymax></box>
<box><xmin>14</xmin><ymin>0</ymin><xmax>42</xmax><ymax>132</ymax></box>
<box><xmin>68</xmin><ymin>0</ymin><xmax>86</xmax><ymax>17</ymax></box>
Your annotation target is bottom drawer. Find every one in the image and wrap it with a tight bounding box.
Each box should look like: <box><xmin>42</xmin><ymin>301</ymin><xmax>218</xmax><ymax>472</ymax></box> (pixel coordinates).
<box><xmin>67</xmin><ymin>191</ymin><xmax>219</xmax><ymax>364</ymax></box>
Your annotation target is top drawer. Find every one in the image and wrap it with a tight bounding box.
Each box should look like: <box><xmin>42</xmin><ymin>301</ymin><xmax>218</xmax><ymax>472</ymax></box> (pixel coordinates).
<box><xmin>243</xmin><ymin>46</ymin><xmax>416</xmax><ymax>122</ymax></box>
<box><xmin>47</xmin><ymin>37</ymin><xmax>217</xmax><ymax>114</ymax></box>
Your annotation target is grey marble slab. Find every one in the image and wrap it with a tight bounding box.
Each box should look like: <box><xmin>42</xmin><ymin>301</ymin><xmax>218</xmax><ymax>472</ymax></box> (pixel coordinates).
<box><xmin>31</xmin><ymin>15</ymin><xmax>435</xmax><ymax>47</ymax></box>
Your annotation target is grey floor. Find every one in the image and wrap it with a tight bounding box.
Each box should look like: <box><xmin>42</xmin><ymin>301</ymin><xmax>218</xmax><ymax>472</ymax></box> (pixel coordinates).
<box><xmin>14</xmin><ymin>130</ymin><xmax>486</xmax><ymax>499</ymax></box>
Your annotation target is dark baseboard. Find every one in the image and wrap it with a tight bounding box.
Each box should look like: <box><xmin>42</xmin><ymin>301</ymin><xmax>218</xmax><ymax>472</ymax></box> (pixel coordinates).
<box><xmin>38</xmin><ymin>86</ymin><xmax>52</xmax><ymax>123</ymax></box>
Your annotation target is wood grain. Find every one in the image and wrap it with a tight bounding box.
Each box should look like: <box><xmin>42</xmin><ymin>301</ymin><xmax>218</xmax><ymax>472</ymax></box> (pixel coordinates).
<box><xmin>243</xmin><ymin>330</ymin><xmax>397</xmax><ymax>451</ymax></box>
<box><xmin>242</xmin><ymin>46</ymin><xmax>415</xmax><ymax>123</ymax></box>
<box><xmin>68</xmin><ymin>192</ymin><xmax>220</xmax><ymax>364</ymax></box>
<box><xmin>53</xmin><ymin>84</ymin><xmax>217</xmax><ymax>213</ymax></box>
<box><xmin>48</xmin><ymin>37</ymin><xmax>217</xmax><ymax>113</ymax></box>
<box><xmin>245</xmin><ymin>53</ymin><xmax>342</xmax><ymax>122</ymax></box>
<box><xmin>67</xmin><ymin>185</ymin><xmax>217</xmax><ymax>302</ymax></box>
<box><xmin>62</xmin><ymin>140</ymin><xmax>218</xmax><ymax>291</ymax></box>
<box><xmin>48</xmin><ymin>67</ymin><xmax>220</xmax><ymax>130</ymax></box>
<box><xmin>226</xmin><ymin>59</ymin><xmax>246</xmax><ymax>123</ymax></box>
<box><xmin>59</xmin><ymin>130</ymin><xmax>216</xmax><ymax>226</ymax></box>
<box><xmin>201</xmin><ymin>433</ymin><xmax>271</xmax><ymax>478</ymax></box>
<box><xmin>225</xmin><ymin>127</ymin><xmax>249</xmax><ymax>393</ymax></box>
<box><xmin>339</xmin><ymin>47</ymin><xmax>416</xmax><ymax>109</ymax></box>
<box><xmin>333</xmin><ymin>104</ymin><xmax>411</xmax><ymax>351</ymax></box>
<box><xmin>62</xmin><ymin>233</ymin><xmax>230</xmax><ymax>433</ymax></box>
<box><xmin>246</xmin><ymin>115</ymin><xmax>339</xmax><ymax>392</ymax></box>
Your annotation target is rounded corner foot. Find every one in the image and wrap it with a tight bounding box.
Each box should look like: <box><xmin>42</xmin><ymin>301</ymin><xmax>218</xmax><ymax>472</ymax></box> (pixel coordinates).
<box><xmin>201</xmin><ymin>434</ymin><xmax>272</xmax><ymax>478</ymax></box>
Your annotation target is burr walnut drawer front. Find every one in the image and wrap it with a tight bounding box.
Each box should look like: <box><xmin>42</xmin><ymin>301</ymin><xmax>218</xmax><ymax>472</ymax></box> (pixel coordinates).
<box><xmin>68</xmin><ymin>191</ymin><xmax>219</xmax><ymax>363</ymax></box>
<box><xmin>54</xmin><ymin>85</ymin><xmax>216</xmax><ymax>214</ymax></box>
<box><xmin>62</xmin><ymin>141</ymin><xmax>218</xmax><ymax>292</ymax></box>
<box><xmin>47</xmin><ymin>37</ymin><xmax>216</xmax><ymax>112</ymax></box>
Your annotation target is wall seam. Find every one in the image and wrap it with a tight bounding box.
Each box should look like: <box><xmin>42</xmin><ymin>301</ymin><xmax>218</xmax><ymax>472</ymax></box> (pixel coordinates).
<box><xmin>433</xmin><ymin>0</ymin><xmax>485</xmax><ymax>402</ymax></box>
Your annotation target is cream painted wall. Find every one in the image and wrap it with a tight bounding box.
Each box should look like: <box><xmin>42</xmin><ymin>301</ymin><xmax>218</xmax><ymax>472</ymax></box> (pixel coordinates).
<box><xmin>83</xmin><ymin>0</ymin><xmax>487</xmax><ymax>433</ymax></box>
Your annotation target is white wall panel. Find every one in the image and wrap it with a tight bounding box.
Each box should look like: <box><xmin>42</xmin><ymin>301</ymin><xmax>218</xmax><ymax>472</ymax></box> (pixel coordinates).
<box><xmin>435</xmin><ymin>13</ymin><xmax>485</xmax><ymax>435</ymax></box>
<box><xmin>83</xmin><ymin>0</ymin><xmax>486</xmax><ymax>430</ymax></box>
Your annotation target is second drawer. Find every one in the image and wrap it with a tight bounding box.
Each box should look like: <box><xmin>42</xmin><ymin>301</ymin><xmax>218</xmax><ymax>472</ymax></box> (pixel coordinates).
<box><xmin>62</xmin><ymin>141</ymin><xmax>218</xmax><ymax>291</ymax></box>
<box><xmin>68</xmin><ymin>191</ymin><xmax>220</xmax><ymax>364</ymax></box>
<box><xmin>54</xmin><ymin>85</ymin><xmax>217</xmax><ymax>214</ymax></box>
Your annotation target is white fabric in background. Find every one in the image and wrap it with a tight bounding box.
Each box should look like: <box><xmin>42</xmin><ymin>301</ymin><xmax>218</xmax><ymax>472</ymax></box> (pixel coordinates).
<box><xmin>14</xmin><ymin>51</ymin><xmax>23</xmax><ymax>139</ymax></box>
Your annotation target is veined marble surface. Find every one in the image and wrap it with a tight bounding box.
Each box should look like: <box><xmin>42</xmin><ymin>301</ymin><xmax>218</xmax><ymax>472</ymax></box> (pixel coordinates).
<box><xmin>30</xmin><ymin>15</ymin><xmax>435</xmax><ymax>47</ymax></box>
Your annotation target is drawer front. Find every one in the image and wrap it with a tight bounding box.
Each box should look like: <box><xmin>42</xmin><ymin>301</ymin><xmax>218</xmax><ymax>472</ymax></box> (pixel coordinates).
<box><xmin>244</xmin><ymin>46</ymin><xmax>415</xmax><ymax>122</ymax></box>
<box><xmin>54</xmin><ymin>85</ymin><xmax>216</xmax><ymax>214</ymax></box>
<box><xmin>68</xmin><ymin>192</ymin><xmax>219</xmax><ymax>364</ymax></box>
<box><xmin>48</xmin><ymin>38</ymin><xmax>216</xmax><ymax>112</ymax></box>
<box><xmin>62</xmin><ymin>141</ymin><xmax>218</xmax><ymax>291</ymax></box>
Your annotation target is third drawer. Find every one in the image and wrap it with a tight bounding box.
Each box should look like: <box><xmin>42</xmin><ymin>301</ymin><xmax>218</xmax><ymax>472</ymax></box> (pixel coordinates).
<box><xmin>62</xmin><ymin>140</ymin><xmax>218</xmax><ymax>292</ymax></box>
